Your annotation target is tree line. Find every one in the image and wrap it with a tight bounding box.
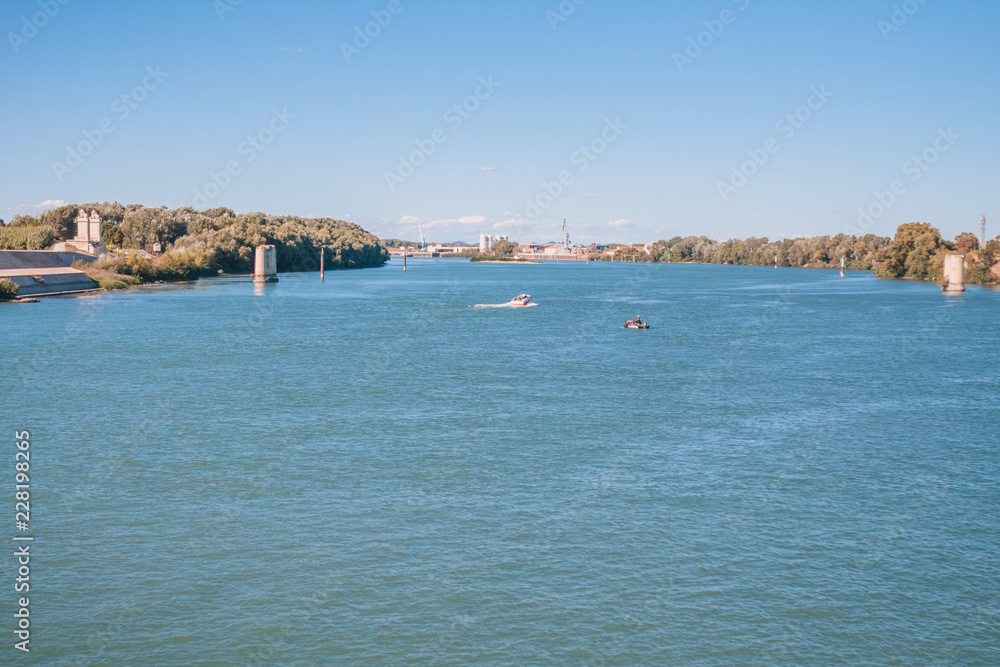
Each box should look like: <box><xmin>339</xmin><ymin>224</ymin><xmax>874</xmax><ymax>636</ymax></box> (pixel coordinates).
<box><xmin>873</xmin><ymin>222</ymin><xmax>998</xmax><ymax>285</ymax></box>
<box><xmin>5</xmin><ymin>207</ymin><xmax>994</xmax><ymax>286</ymax></box>
<box><xmin>594</xmin><ymin>233</ymin><xmax>891</xmax><ymax>270</ymax></box>
<box><xmin>4</xmin><ymin>203</ymin><xmax>389</xmax><ymax>281</ymax></box>
<box><xmin>0</xmin><ymin>225</ymin><xmax>55</xmax><ymax>250</ymax></box>
<box><xmin>592</xmin><ymin>224</ymin><xmax>998</xmax><ymax>285</ymax></box>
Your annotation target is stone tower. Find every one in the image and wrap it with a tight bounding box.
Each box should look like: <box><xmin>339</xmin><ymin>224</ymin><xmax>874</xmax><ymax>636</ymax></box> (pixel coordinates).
<box><xmin>88</xmin><ymin>210</ymin><xmax>102</xmax><ymax>243</ymax></box>
<box><xmin>65</xmin><ymin>209</ymin><xmax>106</xmax><ymax>254</ymax></box>
<box><xmin>75</xmin><ymin>209</ymin><xmax>90</xmax><ymax>241</ymax></box>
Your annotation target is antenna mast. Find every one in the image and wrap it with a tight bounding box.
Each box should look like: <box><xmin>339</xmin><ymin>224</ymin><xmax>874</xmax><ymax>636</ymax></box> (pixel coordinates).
<box><xmin>563</xmin><ymin>218</ymin><xmax>571</xmax><ymax>249</ymax></box>
<box><xmin>981</xmin><ymin>214</ymin><xmax>987</xmax><ymax>248</ymax></box>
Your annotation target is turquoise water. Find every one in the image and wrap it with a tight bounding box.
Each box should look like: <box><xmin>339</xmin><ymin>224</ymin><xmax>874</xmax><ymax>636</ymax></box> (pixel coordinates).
<box><xmin>4</xmin><ymin>260</ymin><xmax>999</xmax><ymax>665</ymax></box>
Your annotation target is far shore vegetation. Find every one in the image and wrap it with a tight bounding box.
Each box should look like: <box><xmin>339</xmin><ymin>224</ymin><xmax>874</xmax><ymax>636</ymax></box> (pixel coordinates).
<box><xmin>2</xmin><ymin>207</ymin><xmax>996</xmax><ymax>291</ymax></box>
<box><xmin>469</xmin><ymin>257</ymin><xmax>541</xmax><ymax>263</ymax></box>
<box><xmin>393</xmin><ymin>226</ymin><xmax>999</xmax><ymax>286</ymax></box>
<box><xmin>3</xmin><ymin>202</ymin><xmax>389</xmax><ymax>289</ymax></box>
<box><xmin>872</xmin><ymin>223</ymin><xmax>999</xmax><ymax>285</ymax></box>
<box><xmin>389</xmin><ymin>239</ymin><xmax>534</xmax><ymax>262</ymax></box>
<box><xmin>606</xmin><ymin>226</ymin><xmax>997</xmax><ymax>285</ymax></box>
<box><xmin>467</xmin><ymin>240</ymin><xmax>534</xmax><ymax>262</ymax></box>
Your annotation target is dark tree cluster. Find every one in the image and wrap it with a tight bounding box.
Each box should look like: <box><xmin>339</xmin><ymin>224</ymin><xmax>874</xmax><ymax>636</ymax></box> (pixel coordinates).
<box><xmin>873</xmin><ymin>223</ymin><xmax>999</xmax><ymax>284</ymax></box>
<box><xmin>594</xmin><ymin>224</ymin><xmax>999</xmax><ymax>285</ymax></box>
<box><xmin>595</xmin><ymin>233</ymin><xmax>891</xmax><ymax>270</ymax></box>
<box><xmin>5</xmin><ymin>202</ymin><xmax>389</xmax><ymax>279</ymax></box>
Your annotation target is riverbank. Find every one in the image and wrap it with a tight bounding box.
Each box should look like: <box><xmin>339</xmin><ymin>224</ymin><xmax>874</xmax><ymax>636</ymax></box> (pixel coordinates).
<box><xmin>2</xmin><ymin>202</ymin><xmax>389</xmax><ymax>279</ymax></box>
<box><xmin>0</xmin><ymin>250</ymin><xmax>100</xmax><ymax>297</ymax></box>
<box><xmin>471</xmin><ymin>258</ymin><xmax>542</xmax><ymax>264</ymax></box>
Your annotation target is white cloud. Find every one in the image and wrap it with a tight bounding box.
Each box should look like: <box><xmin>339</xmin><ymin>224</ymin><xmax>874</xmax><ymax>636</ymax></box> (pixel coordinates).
<box><xmin>383</xmin><ymin>215</ymin><xmax>488</xmax><ymax>238</ymax></box>
<box><xmin>424</xmin><ymin>215</ymin><xmax>485</xmax><ymax>229</ymax></box>
<box><xmin>489</xmin><ymin>216</ymin><xmax>562</xmax><ymax>244</ymax></box>
<box><xmin>376</xmin><ymin>214</ymin><xmax>571</xmax><ymax>244</ymax></box>
<box><xmin>7</xmin><ymin>199</ymin><xmax>68</xmax><ymax>214</ymax></box>
<box><xmin>492</xmin><ymin>217</ymin><xmax>525</xmax><ymax>230</ymax></box>
<box><xmin>480</xmin><ymin>166</ymin><xmax>500</xmax><ymax>172</ymax></box>
<box><xmin>390</xmin><ymin>215</ymin><xmax>426</xmax><ymax>240</ymax></box>
<box><xmin>608</xmin><ymin>218</ymin><xmax>630</xmax><ymax>228</ymax></box>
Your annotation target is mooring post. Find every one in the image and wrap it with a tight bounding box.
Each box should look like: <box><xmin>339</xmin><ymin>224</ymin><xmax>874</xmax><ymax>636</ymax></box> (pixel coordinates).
<box><xmin>403</xmin><ymin>254</ymin><xmax>407</xmax><ymax>271</ymax></box>
<box><xmin>320</xmin><ymin>247</ymin><xmax>325</xmax><ymax>282</ymax></box>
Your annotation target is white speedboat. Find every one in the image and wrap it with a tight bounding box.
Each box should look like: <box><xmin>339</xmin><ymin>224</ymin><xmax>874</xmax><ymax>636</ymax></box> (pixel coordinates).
<box><xmin>509</xmin><ymin>294</ymin><xmax>532</xmax><ymax>307</ymax></box>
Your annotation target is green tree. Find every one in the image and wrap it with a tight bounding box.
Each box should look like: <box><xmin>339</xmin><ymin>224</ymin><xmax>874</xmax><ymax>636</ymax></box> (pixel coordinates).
<box><xmin>954</xmin><ymin>231</ymin><xmax>980</xmax><ymax>253</ymax></box>
<box><xmin>492</xmin><ymin>240</ymin><xmax>518</xmax><ymax>257</ymax></box>
<box><xmin>876</xmin><ymin>222</ymin><xmax>945</xmax><ymax>281</ymax></box>
<box><xmin>0</xmin><ymin>278</ymin><xmax>19</xmax><ymax>301</ymax></box>
<box><xmin>966</xmin><ymin>236</ymin><xmax>1000</xmax><ymax>285</ymax></box>
<box><xmin>0</xmin><ymin>226</ymin><xmax>55</xmax><ymax>250</ymax></box>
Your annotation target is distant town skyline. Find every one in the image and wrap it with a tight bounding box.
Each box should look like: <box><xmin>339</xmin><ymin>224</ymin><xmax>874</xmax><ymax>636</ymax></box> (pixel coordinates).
<box><xmin>2</xmin><ymin>0</ymin><xmax>997</xmax><ymax>244</ymax></box>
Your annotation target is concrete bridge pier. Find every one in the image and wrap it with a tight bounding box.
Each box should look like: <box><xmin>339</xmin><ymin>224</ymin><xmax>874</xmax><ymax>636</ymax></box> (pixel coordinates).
<box><xmin>253</xmin><ymin>245</ymin><xmax>278</xmax><ymax>284</ymax></box>
<box><xmin>942</xmin><ymin>254</ymin><xmax>965</xmax><ymax>293</ymax></box>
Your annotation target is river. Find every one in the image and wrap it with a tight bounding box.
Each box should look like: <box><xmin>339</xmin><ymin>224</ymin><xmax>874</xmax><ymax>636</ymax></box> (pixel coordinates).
<box><xmin>4</xmin><ymin>260</ymin><xmax>998</xmax><ymax>664</ymax></box>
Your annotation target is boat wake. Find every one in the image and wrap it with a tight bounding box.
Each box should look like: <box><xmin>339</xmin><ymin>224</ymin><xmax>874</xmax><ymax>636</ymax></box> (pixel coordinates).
<box><xmin>471</xmin><ymin>302</ymin><xmax>539</xmax><ymax>309</ymax></box>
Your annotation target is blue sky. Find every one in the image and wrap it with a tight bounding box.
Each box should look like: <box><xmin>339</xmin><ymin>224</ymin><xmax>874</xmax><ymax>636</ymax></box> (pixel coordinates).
<box><xmin>1</xmin><ymin>0</ymin><xmax>997</xmax><ymax>244</ymax></box>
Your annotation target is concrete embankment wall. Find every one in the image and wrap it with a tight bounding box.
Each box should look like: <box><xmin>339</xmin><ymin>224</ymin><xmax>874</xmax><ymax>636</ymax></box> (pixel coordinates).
<box><xmin>0</xmin><ymin>250</ymin><xmax>96</xmax><ymax>270</ymax></box>
<box><xmin>5</xmin><ymin>271</ymin><xmax>98</xmax><ymax>296</ymax></box>
<box><xmin>0</xmin><ymin>251</ymin><xmax>98</xmax><ymax>296</ymax></box>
